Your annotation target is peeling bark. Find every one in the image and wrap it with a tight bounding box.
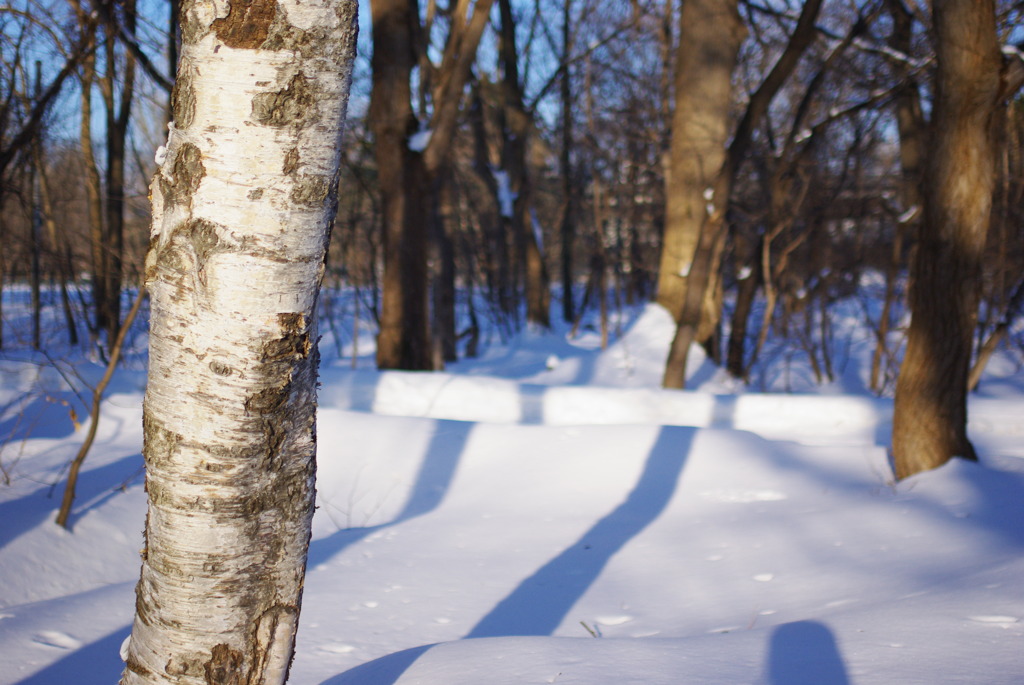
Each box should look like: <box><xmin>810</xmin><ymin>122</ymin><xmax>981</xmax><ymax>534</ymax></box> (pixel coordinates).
<box><xmin>120</xmin><ymin>1</ymin><xmax>357</xmax><ymax>683</ymax></box>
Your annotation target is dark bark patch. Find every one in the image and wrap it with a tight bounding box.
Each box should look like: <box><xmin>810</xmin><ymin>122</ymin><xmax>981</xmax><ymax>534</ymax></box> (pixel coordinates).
<box><xmin>261</xmin><ymin>13</ymin><xmax>306</xmax><ymax>53</ymax></box>
<box><xmin>209</xmin><ymin>359</ymin><xmax>233</xmax><ymax>376</ymax></box>
<box><xmin>144</xmin><ymin>414</ymin><xmax>181</xmax><ymax>465</ymax></box>
<box><xmin>201</xmin><ymin>460</ymin><xmax>231</xmax><ymax>473</ymax></box>
<box><xmin>164</xmin><ymin>655</ymin><xmax>199</xmax><ymax>677</ymax></box>
<box><xmin>262</xmin><ymin>8</ymin><xmax>343</xmax><ymax>61</ymax></box>
<box><xmin>172</xmin><ymin>67</ymin><xmax>197</xmax><ymax>129</ymax></box>
<box><xmin>175</xmin><ymin>143</ymin><xmax>205</xmax><ymax>193</ymax></box>
<box><xmin>283</xmin><ymin>147</ymin><xmax>300</xmax><ymax>175</ymax></box>
<box><xmin>211</xmin><ymin>0</ymin><xmax>277</xmax><ymax>50</ymax></box>
<box><xmin>162</xmin><ymin>143</ymin><xmax>206</xmax><ymax>209</ymax></box>
<box><xmin>204</xmin><ymin>643</ymin><xmax>244</xmax><ymax>684</ymax></box>
<box><xmin>145</xmin><ymin>479</ymin><xmax>176</xmax><ymax>509</ymax></box>
<box><xmin>247</xmin><ymin>188</ymin><xmax>264</xmax><ymax>200</ymax></box>
<box><xmin>246</xmin><ymin>384</ymin><xmax>291</xmax><ymax>414</ymax></box>
<box><xmin>180</xmin><ymin>3</ymin><xmax>211</xmax><ymax>45</ymax></box>
<box><xmin>290</xmin><ymin>174</ymin><xmax>331</xmax><ymax>207</ymax></box>
<box><xmin>190</xmin><ymin>218</ymin><xmax>222</xmax><ymax>267</ymax></box>
<box><xmin>262</xmin><ymin>313</ymin><xmax>311</xmax><ymax>362</ymax></box>
<box><xmin>152</xmin><ymin>222</ymin><xmax>197</xmax><ymax>282</ymax></box>
<box><xmin>124</xmin><ymin>653</ymin><xmax>154</xmax><ymax>678</ymax></box>
<box><xmin>251</xmin><ymin>73</ymin><xmax>314</xmax><ymax>128</ymax></box>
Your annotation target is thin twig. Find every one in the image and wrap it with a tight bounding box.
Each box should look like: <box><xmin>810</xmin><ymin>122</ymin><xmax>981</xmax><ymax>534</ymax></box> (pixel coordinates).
<box><xmin>55</xmin><ymin>286</ymin><xmax>147</xmax><ymax>529</ymax></box>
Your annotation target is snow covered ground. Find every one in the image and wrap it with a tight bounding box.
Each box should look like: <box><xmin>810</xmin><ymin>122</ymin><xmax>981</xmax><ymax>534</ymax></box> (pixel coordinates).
<box><xmin>1</xmin><ymin>301</ymin><xmax>1023</xmax><ymax>684</ymax></box>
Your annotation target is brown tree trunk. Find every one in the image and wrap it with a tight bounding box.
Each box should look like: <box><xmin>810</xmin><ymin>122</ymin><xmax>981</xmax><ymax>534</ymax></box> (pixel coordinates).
<box><xmin>371</xmin><ymin>0</ymin><xmax>431</xmax><ymax>370</ymax></box>
<box><xmin>660</xmin><ymin>0</ymin><xmax>822</xmax><ymax>388</ymax></box>
<box><xmin>726</xmin><ymin>234</ymin><xmax>762</xmax><ymax>379</ymax></box>
<box><xmin>29</xmin><ymin>64</ymin><xmax>43</xmax><ymax>350</ymax></box>
<box><xmin>499</xmin><ymin>0</ymin><xmax>549</xmax><ymax>329</ymax></box>
<box><xmin>659</xmin><ymin>0</ymin><xmax>745</xmax><ymax>388</ymax></box>
<box><xmin>34</xmin><ymin>134</ymin><xmax>79</xmax><ymax>345</ymax></box>
<box><xmin>559</xmin><ymin>0</ymin><xmax>576</xmax><ymax>324</ymax></box>
<box><xmin>892</xmin><ymin>0</ymin><xmax>1003</xmax><ymax>479</ymax></box>
<box><xmin>873</xmin><ymin>0</ymin><xmax>925</xmax><ymax>394</ymax></box>
<box><xmin>0</xmin><ymin>215</ymin><xmax>4</xmax><ymax>348</ymax></box>
<box><xmin>469</xmin><ymin>83</ymin><xmax>513</xmax><ymax>321</ymax></box>
<box><xmin>99</xmin><ymin>0</ymin><xmax>137</xmax><ymax>346</ymax></box>
<box><xmin>373</xmin><ymin>0</ymin><xmax>494</xmax><ymax>370</ymax></box>
<box><xmin>70</xmin><ymin>0</ymin><xmax>106</xmax><ymax>342</ymax></box>
<box><xmin>433</xmin><ymin>179</ymin><xmax>457</xmax><ymax>363</ymax></box>
<box><xmin>657</xmin><ymin>0</ymin><xmax>743</xmax><ymax>318</ymax></box>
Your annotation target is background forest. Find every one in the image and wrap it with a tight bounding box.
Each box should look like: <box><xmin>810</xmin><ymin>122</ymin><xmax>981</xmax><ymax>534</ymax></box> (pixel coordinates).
<box><xmin>1</xmin><ymin>0</ymin><xmax>1023</xmax><ymax>404</ymax></box>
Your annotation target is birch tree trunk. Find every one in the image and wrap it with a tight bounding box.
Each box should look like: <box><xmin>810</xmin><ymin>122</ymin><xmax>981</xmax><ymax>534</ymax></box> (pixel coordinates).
<box><xmin>120</xmin><ymin>1</ymin><xmax>357</xmax><ymax>683</ymax></box>
<box><xmin>891</xmin><ymin>0</ymin><xmax>1001</xmax><ymax>479</ymax></box>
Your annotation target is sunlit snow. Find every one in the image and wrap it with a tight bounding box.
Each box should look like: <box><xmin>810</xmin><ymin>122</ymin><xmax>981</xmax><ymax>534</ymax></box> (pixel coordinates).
<box><xmin>1</xmin><ymin>295</ymin><xmax>1023</xmax><ymax>684</ymax></box>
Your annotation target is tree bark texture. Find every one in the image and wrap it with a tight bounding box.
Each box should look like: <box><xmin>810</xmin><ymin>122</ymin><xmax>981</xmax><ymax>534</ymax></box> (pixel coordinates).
<box><xmin>121</xmin><ymin>1</ymin><xmax>357</xmax><ymax>682</ymax></box>
<box><xmin>892</xmin><ymin>0</ymin><xmax>1001</xmax><ymax>479</ymax></box>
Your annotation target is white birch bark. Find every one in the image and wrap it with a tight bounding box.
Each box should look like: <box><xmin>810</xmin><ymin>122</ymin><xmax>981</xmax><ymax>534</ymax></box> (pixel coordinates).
<box><xmin>121</xmin><ymin>1</ymin><xmax>357</xmax><ymax>683</ymax></box>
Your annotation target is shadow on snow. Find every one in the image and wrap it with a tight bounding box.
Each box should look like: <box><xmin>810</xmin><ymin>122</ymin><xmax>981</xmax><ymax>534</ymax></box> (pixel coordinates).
<box><xmin>306</xmin><ymin>418</ymin><xmax>473</xmax><ymax>569</ymax></box>
<box><xmin>465</xmin><ymin>425</ymin><xmax>694</xmax><ymax>638</ymax></box>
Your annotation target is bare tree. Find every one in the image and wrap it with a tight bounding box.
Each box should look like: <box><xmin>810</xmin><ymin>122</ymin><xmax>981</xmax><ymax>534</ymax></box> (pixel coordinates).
<box><xmin>661</xmin><ymin>0</ymin><xmax>824</xmax><ymax>388</ymax></box>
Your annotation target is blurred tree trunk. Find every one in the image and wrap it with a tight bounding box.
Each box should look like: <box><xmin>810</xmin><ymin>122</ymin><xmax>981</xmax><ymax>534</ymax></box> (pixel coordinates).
<box><xmin>0</xmin><ymin>215</ymin><xmax>4</xmax><ymax>348</ymax></box>
<box><xmin>373</xmin><ymin>0</ymin><xmax>494</xmax><ymax>370</ymax></box>
<box><xmin>469</xmin><ymin>82</ymin><xmax>513</xmax><ymax>323</ymax></box>
<box><xmin>70</xmin><ymin>0</ymin><xmax>106</xmax><ymax>344</ymax></box>
<box><xmin>370</xmin><ymin>0</ymin><xmax>427</xmax><ymax>370</ymax></box>
<box><xmin>433</xmin><ymin>178</ymin><xmax>457</xmax><ymax>363</ymax></box>
<box><xmin>559</xmin><ymin>0</ymin><xmax>576</xmax><ymax>324</ymax></box>
<box><xmin>34</xmin><ymin>132</ymin><xmax>79</xmax><ymax>346</ymax></box>
<box><xmin>659</xmin><ymin>0</ymin><xmax>745</xmax><ymax>388</ymax></box>
<box><xmin>119</xmin><ymin>0</ymin><xmax>357</xmax><ymax>681</ymax></box>
<box><xmin>892</xmin><ymin>0</ymin><xmax>1003</xmax><ymax>479</ymax></box>
<box><xmin>425</xmin><ymin>0</ymin><xmax>496</xmax><ymax>357</ymax></box>
<box><xmin>726</xmin><ymin>233</ymin><xmax>761</xmax><ymax>379</ymax></box>
<box><xmin>873</xmin><ymin>0</ymin><xmax>925</xmax><ymax>394</ymax></box>
<box><xmin>98</xmin><ymin>0</ymin><xmax>137</xmax><ymax>346</ymax></box>
<box><xmin>656</xmin><ymin>0</ymin><xmax>743</xmax><ymax>320</ymax></box>
<box><xmin>499</xmin><ymin>0</ymin><xmax>549</xmax><ymax>329</ymax></box>
<box><xmin>661</xmin><ymin>0</ymin><xmax>822</xmax><ymax>389</ymax></box>
<box><xmin>29</xmin><ymin>64</ymin><xmax>43</xmax><ymax>350</ymax></box>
